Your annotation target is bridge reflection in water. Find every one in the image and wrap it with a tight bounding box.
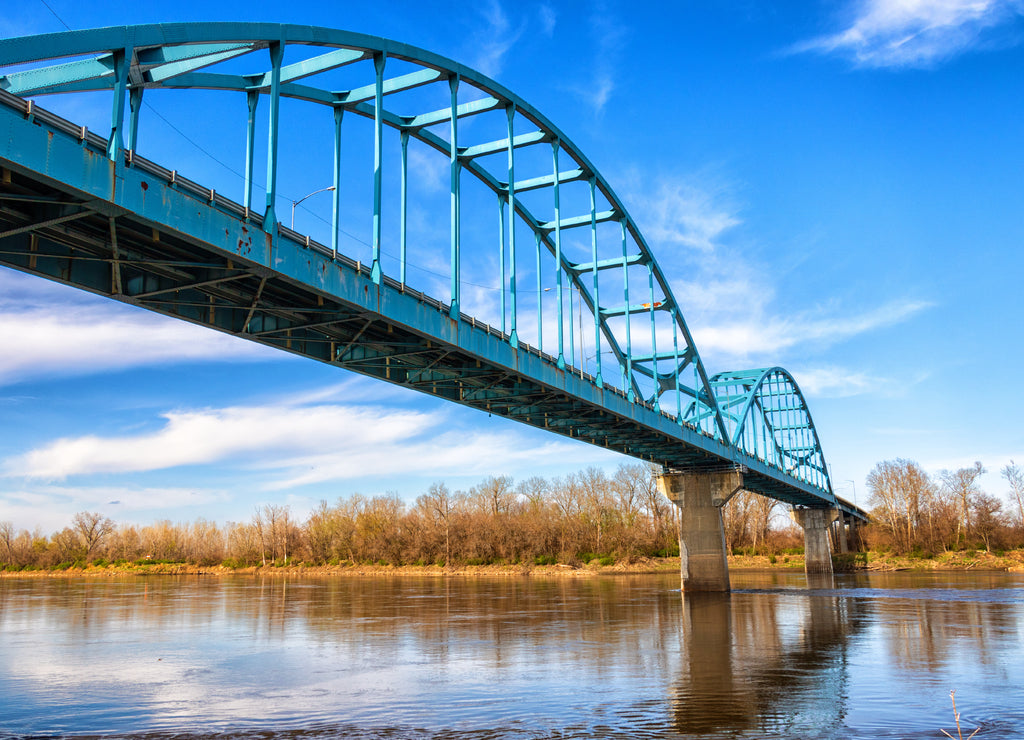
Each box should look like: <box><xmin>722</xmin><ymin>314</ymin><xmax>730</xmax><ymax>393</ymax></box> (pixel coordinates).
<box><xmin>674</xmin><ymin>587</ymin><xmax>859</xmax><ymax>737</ymax></box>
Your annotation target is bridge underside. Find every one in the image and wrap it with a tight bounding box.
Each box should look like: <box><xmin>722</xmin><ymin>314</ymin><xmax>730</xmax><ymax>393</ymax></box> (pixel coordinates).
<box><xmin>0</xmin><ymin>158</ymin><xmax>716</xmax><ymax>463</ymax></box>
<box><xmin>0</xmin><ymin>95</ymin><xmax>860</xmax><ymax>515</ymax></box>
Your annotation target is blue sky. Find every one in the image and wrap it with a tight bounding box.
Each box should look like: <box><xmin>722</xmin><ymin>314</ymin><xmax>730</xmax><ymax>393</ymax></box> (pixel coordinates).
<box><xmin>1</xmin><ymin>0</ymin><xmax>1022</xmax><ymax>531</ymax></box>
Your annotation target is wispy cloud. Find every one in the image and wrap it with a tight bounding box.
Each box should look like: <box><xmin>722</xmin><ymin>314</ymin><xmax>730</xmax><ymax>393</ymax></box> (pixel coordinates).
<box><xmin>790</xmin><ymin>366</ymin><xmax>879</xmax><ymax>397</ymax></box>
<box><xmin>694</xmin><ymin>298</ymin><xmax>933</xmax><ymax>361</ymax></box>
<box><xmin>643</xmin><ymin>179</ymin><xmax>742</xmax><ymax>252</ymax></box>
<box><xmin>575</xmin><ymin>8</ymin><xmax>628</xmax><ymax>114</ymax></box>
<box><xmin>794</xmin><ymin>0</ymin><xmax>1024</xmax><ymax>68</ymax></box>
<box><xmin>0</xmin><ymin>295</ymin><xmax>276</xmax><ymax>387</ymax></box>
<box><xmin>620</xmin><ymin>171</ymin><xmax>933</xmax><ymax>382</ymax></box>
<box><xmin>471</xmin><ymin>0</ymin><xmax>525</xmax><ymax>78</ymax></box>
<box><xmin>2</xmin><ymin>391</ymin><xmax>605</xmax><ymax>490</ymax></box>
<box><xmin>5</xmin><ymin>403</ymin><xmax>430</xmax><ymax>480</ymax></box>
<box><xmin>538</xmin><ymin>3</ymin><xmax>557</xmax><ymax>36</ymax></box>
<box><xmin>407</xmin><ymin>145</ymin><xmax>448</xmax><ymax>194</ymax></box>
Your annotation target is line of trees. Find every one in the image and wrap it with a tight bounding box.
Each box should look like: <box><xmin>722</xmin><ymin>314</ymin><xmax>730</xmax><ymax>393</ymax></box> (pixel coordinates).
<box><xmin>4</xmin><ymin>458</ymin><xmax>1023</xmax><ymax>571</ymax></box>
<box><xmin>865</xmin><ymin>459</ymin><xmax>1024</xmax><ymax>553</ymax></box>
<box><xmin>0</xmin><ymin>463</ymin><xmax>802</xmax><ymax>570</ymax></box>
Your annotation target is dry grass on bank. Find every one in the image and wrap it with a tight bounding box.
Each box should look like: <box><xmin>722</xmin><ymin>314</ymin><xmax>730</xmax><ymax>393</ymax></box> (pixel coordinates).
<box><xmin>4</xmin><ymin>549</ymin><xmax>1024</xmax><ymax>579</ymax></box>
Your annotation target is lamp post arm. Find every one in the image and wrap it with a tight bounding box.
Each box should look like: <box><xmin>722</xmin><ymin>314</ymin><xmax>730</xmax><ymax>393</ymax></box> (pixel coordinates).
<box><xmin>291</xmin><ymin>185</ymin><xmax>336</xmax><ymax>229</ymax></box>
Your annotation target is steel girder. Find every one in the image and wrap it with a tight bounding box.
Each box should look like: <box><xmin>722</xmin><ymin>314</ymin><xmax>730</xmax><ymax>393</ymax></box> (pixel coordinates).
<box><xmin>0</xmin><ymin>25</ymin><xmax>863</xmax><ymax>520</ymax></box>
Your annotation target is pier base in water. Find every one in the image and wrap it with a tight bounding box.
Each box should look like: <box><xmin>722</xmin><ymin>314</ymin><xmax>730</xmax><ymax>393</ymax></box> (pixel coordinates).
<box><xmin>657</xmin><ymin>470</ymin><xmax>742</xmax><ymax>592</ymax></box>
<box><xmin>790</xmin><ymin>507</ymin><xmax>839</xmax><ymax>575</ymax></box>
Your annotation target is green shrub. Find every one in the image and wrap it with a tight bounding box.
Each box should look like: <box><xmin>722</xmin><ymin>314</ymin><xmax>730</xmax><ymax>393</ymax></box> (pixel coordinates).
<box><xmin>534</xmin><ymin>555</ymin><xmax>557</xmax><ymax>565</ymax></box>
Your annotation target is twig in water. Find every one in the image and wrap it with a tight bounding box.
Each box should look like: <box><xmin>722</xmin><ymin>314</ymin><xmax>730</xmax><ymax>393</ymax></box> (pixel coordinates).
<box><xmin>940</xmin><ymin>690</ymin><xmax>979</xmax><ymax>740</ymax></box>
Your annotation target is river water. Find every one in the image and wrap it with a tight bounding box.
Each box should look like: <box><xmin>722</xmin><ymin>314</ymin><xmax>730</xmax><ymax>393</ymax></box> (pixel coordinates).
<box><xmin>1</xmin><ymin>571</ymin><xmax>1022</xmax><ymax>739</ymax></box>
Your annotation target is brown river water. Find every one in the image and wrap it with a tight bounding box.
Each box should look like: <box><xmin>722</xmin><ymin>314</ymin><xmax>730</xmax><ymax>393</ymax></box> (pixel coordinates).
<box><xmin>1</xmin><ymin>570</ymin><xmax>1022</xmax><ymax>739</ymax></box>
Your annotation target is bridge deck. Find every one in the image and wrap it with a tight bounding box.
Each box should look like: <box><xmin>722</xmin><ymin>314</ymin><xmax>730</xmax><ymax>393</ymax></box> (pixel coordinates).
<box><xmin>0</xmin><ymin>90</ymin><xmax>867</xmax><ymax>520</ymax></box>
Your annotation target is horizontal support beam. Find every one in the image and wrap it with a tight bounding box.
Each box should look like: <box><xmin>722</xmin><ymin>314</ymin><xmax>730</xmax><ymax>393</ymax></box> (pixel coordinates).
<box><xmin>460</xmin><ymin>130</ymin><xmax>547</xmax><ymax>158</ymax></box>
<box><xmin>249</xmin><ymin>47</ymin><xmax>366</xmax><ymax>87</ymax></box>
<box><xmin>1</xmin><ymin>55</ymin><xmax>114</xmax><ymax>95</ymax></box>
<box><xmin>540</xmin><ymin>208</ymin><xmax>616</xmax><ymax>231</ymax></box>
<box><xmin>599</xmin><ymin>300</ymin><xmax>669</xmax><ymax>317</ymax></box>
<box><xmin>569</xmin><ymin>253</ymin><xmax>646</xmax><ymax>273</ymax></box>
<box><xmin>337</xmin><ymin>67</ymin><xmax>443</xmax><ymax>105</ymax></box>
<box><xmin>135</xmin><ymin>42</ymin><xmax>255</xmax><ymax>69</ymax></box>
<box><xmin>404</xmin><ymin>96</ymin><xmax>502</xmax><ymax>128</ymax></box>
<box><xmin>0</xmin><ymin>209</ymin><xmax>96</xmax><ymax>240</ymax></box>
<box><xmin>625</xmin><ymin>348</ymin><xmax>694</xmax><ymax>364</ymax></box>
<box><xmin>146</xmin><ymin>46</ymin><xmax>255</xmax><ymax>83</ymax></box>
<box><xmin>512</xmin><ymin>167</ymin><xmax>585</xmax><ymax>193</ymax></box>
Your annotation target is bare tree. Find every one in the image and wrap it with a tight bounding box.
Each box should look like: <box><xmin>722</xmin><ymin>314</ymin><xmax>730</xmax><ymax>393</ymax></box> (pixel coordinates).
<box><xmin>0</xmin><ymin>521</ymin><xmax>13</xmax><ymax>565</ymax></box>
<box><xmin>417</xmin><ymin>482</ymin><xmax>458</xmax><ymax>566</ymax></box>
<box><xmin>476</xmin><ymin>475</ymin><xmax>514</xmax><ymax>516</ymax></box>
<box><xmin>517</xmin><ymin>476</ymin><xmax>548</xmax><ymax>511</ymax></box>
<box><xmin>867</xmin><ymin>459</ymin><xmax>933</xmax><ymax>552</ymax></box>
<box><xmin>1002</xmin><ymin>461</ymin><xmax>1024</xmax><ymax>530</ymax></box>
<box><xmin>972</xmin><ymin>493</ymin><xmax>1004</xmax><ymax>551</ymax></box>
<box><xmin>941</xmin><ymin>462</ymin><xmax>985</xmax><ymax>547</ymax></box>
<box><xmin>71</xmin><ymin>511</ymin><xmax>115</xmax><ymax>560</ymax></box>
<box><xmin>749</xmin><ymin>494</ymin><xmax>778</xmax><ymax>553</ymax></box>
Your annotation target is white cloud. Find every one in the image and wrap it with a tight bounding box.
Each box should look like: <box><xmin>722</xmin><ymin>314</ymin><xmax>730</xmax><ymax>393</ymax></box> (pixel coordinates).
<box><xmin>789</xmin><ymin>366</ymin><xmax>878</xmax><ymax>397</ymax></box>
<box><xmin>2</xmin><ymin>390</ymin><xmax>607</xmax><ymax>494</ymax></box>
<box><xmin>794</xmin><ymin>0</ymin><xmax>1024</xmax><ymax>68</ymax></box>
<box><xmin>619</xmin><ymin>172</ymin><xmax>933</xmax><ymax>369</ymax></box>
<box><xmin>572</xmin><ymin>8</ymin><xmax>628</xmax><ymax>114</ymax></box>
<box><xmin>539</xmin><ymin>4</ymin><xmax>557</xmax><ymax>36</ymax></box>
<box><xmin>0</xmin><ymin>272</ymin><xmax>276</xmax><ymax>386</ymax></box>
<box><xmin>694</xmin><ymin>298</ymin><xmax>933</xmax><ymax>362</ymax></box>
<box><xmin>5</xmin><ymin>403</ymin><xmax>430</xmax><ymax>480</ymax></box>
<box><xmin>0</xmin><ymin>304</ymin><xmax>274</xmax><ymax>386</ymax></box>
<box><xmin>642</xmin><ymin>180</ymin><xmax>742</xmax><ymax>252</ymax></box>
<box><xmin>407</xmin><ymin>145</ymin><xmax>448</xmax><ymax>194</ymax></box>
<box><xmin>472</xmin><ymin>0</ymin><xmax>525</xmax><ymax>78</ymax></box>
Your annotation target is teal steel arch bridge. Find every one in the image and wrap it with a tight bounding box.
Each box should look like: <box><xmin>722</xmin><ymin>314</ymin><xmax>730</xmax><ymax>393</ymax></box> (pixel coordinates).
<box><xmin>0</xmin><ymin>24</ymin><xmax>866</xmax><ymax>521</ymax></box>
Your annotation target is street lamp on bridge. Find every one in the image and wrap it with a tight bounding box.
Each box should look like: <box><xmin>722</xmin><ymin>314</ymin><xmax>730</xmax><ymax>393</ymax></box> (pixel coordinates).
<box><xmin>290</xmin><ymin>185</ymin><xmax>336</xmax><ymax>230</ymax></box>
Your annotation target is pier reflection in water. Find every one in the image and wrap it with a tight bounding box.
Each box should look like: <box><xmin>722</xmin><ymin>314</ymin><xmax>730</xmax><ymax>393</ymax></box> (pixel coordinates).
<box><xmin>0</xmin><ymin>572</ymin><xmax>1022</xmax><ymax>739</ymax></box>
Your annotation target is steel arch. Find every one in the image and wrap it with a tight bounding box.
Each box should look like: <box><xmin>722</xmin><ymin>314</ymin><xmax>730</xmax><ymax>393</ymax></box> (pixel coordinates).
<box><xmin>708</xmin><ymin>368</ymin><xmax>835</xmax><ymax>500</ymax></box>
<box><xmin>0</xmin><ymin>23</ymin><xmax>858</xmax><ymax>515</ymax></box>
<box><xmin>0</xmin><ymin>23</ymin><xmax>728</xmax><ymax>439</ymax></box>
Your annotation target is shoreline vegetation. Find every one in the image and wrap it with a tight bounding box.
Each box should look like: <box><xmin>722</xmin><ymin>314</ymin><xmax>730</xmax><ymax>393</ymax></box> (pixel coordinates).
<box><xmin>5</xmin><ymin>460</ymin><xmax>1024</xmax><ymax>579</ymax></box>
<box><xmin>4</xmin><ymin>549</ymin><xmax>1024</xmax><ymax>578</ymax></box>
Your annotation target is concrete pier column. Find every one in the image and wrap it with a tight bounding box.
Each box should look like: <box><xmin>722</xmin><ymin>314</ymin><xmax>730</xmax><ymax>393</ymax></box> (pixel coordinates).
<box><xmin>835</xmin><ymin>515</ymin><xmax>850</xmax><ymax>554</ymax></box>
<box><xmin>657</xmin><ymin>469</ymin><xmax>742</xmax><ymax>592</ymax></box>
<box><xmin>790</xmin><ymin>507</ymin><xmax>839</xmax><ymax>575</ymax></box>
<box><xmin>848</xmin><ymin>518</ymin><xmax>861</xmax><ymax>552</ymax></box>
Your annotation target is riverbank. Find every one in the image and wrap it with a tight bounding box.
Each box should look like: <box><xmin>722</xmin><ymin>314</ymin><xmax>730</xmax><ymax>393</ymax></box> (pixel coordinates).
<box><xmin>4</xmin><ymin>549</ymin><xmax>1024</xmax><ymax>578</ymax></box>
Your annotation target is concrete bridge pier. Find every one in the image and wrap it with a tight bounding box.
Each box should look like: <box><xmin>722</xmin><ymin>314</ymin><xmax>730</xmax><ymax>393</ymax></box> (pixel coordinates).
<box><xmin>790</xmin><ymin>507</ymin><xmax>839</xmax><ymax>575</ymax></box>
<box><xmin>657</xmin><ymin>469</ymin><xmax>743</xmax><ymax>592</ymax></box>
